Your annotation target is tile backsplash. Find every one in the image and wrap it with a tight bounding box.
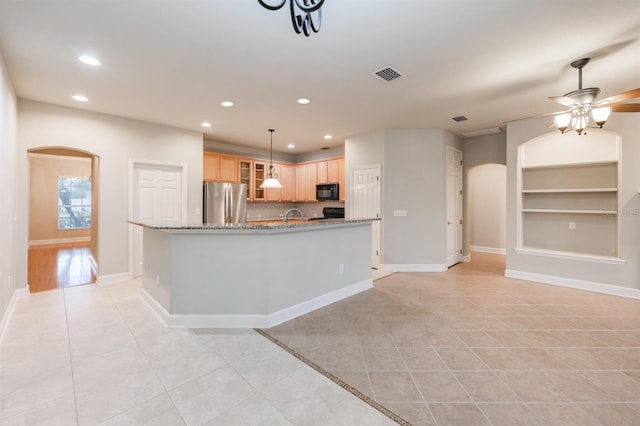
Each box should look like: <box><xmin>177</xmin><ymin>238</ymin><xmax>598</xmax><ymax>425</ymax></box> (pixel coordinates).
<box><xmin>246</xmin><ymin>201</ymin><xmax>344</xmax><ymax>220</ymax></box>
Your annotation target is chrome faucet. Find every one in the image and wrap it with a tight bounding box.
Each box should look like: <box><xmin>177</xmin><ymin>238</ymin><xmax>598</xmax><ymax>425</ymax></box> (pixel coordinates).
<box><xmin>283</xmin><ymin>208</ymin><xmax>304</xmax><ymax>224</ymax></box>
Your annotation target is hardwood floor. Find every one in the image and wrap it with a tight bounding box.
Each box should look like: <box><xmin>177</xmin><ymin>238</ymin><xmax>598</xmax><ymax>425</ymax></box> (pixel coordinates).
<box><xmin>28</xmin><ymin>242</ymin><xmax>97</xmax><ymax>293</ymax></box>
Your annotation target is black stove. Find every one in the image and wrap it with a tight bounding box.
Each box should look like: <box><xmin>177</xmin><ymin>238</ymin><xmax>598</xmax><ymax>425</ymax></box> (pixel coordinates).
<box><xmin>307</xmin><ymin>207</ymin><xmax>345</xmax><ymax>220</ymax></box>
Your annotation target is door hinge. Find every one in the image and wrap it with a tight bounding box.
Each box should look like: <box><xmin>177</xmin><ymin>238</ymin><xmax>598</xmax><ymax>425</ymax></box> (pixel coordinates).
<box><xmin>459</xmin><ymin>219</ymin><xmax>462</xmax><ymax>224</ymax></box>
<box><xmin>376</xmin><ymin>213</ymin><xmax>379</xmax><ymax>218</ymax></box>
<box><xmin>459</xmin><ymin>160</ymin><xmax>463</xmax><ymax>166</ymax></box>
<box><xmin>377</xmin><ymin>175</ymin><xmax>379</xmax><ymax>181</ymax></box>
<box><xmin>376</xmin><ymin>250</ymin><xmax>379</xmax><ymax>255</ymax></box>
<box><xmin>459</xmin><ymin>249</ymin><xmax>462</xmax><ymax>254</ymax></box>
<box><xmin>459</xmin><ymin>190</ymin><xmax>462</xmax><ymax>195</ymax></box>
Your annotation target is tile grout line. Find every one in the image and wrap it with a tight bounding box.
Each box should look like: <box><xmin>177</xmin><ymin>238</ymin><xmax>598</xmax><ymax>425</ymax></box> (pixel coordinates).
<box><xmin>255</xmin><ymin>328</ymin><xmax>412</xmax><ymax>426</ymax></box>
<box><xmin>101</xmin><ymin>282</ymin><xmax>191</xmax><ymax>426</ymax></box>
<box><xmin>62</xmin><ymin>287</ymin><xmax>81</xmax><ymax>426</ymax></box>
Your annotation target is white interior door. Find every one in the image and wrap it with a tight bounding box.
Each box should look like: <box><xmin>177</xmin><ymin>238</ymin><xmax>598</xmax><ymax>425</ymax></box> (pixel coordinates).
<box><xmin>133</xmin><ymin>164</ymin><xmax>182</xmax><ymax>277</ymax></box>
<box><xmin>351</xmin><ymin>166</ymin><xmax>381</xmax><ymax>269</ymax></box>
<box><xmin>446</xmin><ymin>147</ymin><xmax>463</xmax><ymax>267</ymax></box>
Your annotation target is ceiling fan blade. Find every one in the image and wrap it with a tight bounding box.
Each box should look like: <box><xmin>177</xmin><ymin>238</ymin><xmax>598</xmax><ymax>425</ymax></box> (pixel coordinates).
<box><xmin>612</xmin><ymin>103</ymin><xmax>640</xmax><ymax>112</ymax></box>
<box><xmin>599</xmin><ymin>88</ymin><xmax>640</xmax><ymax>104</ymax></box>
<box><xmin>549</xmin><ymin>96</ymin><xmax>577</xmax><ymax>107</ymax></box>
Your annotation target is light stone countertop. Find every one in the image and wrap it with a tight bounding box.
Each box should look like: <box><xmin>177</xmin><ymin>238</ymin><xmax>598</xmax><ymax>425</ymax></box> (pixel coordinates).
<box><xmin>128</xmin><ymin>218</ymin><xmax>378</xmax><ymax>234</ymax></box>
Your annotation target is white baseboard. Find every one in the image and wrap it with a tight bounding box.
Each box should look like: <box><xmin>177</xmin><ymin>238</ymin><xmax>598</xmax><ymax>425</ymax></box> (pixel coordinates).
<box><xmin>382</xmin><ymin>264</ymin><xmax>447</xmax><ymax>272</ymax></box>
<box><xmin>462</xmin><ymin>255</ymin><xmax>471</xmax><ymax>263</ymax></box>
<box><xmin>97</xmin><ymin>272</ymin><xmax>131</xmax><ymax>284</ymax></box>
<box><xmin>28</xmin><ymin>237</ymin><xmax>91</xmax><ymax>247</ymax></box>
<box><xmin>470</xmin><ymin>245</ymin><xmax>506</xmax><ymax>255</ymax></box>
<box><xmin>142</xmin><ymin>278</ymin><xmax>373</xmax><ymax>329</ymax></box>
<box><xmin>505</xmin><ymin>269</ymin><xmax>640</xmax><ymax>300</ymax></box>
<box><xmin>0</xmin><ymin>285</ymin><xmax>30</xmax><ymax>343</ymax></box>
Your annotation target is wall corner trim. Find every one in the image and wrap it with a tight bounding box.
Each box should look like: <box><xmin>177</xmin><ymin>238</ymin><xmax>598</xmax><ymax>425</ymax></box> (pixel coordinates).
<box><xmin>504</xmin><ymin>269</ymin><xmax>640</xmax><ymax>300</ymax></box>
<box><xmin>470</xmin><ymin>245</ymin><xmax>506</xmax><ymax>255</ymax></box>
<box><xmin>0</xmin><ymin>286</ymin><xmax>30</xmax><ymax>343</ymax></box>
<box><xmin>382</xmin><ymin>264</ymin><xmax>447</xmax><ymax>272</ymax></box>
<box><xmin>97</xmin><ymin>272</ymin><xmax>131</xmax><ymax>285</ymax></box>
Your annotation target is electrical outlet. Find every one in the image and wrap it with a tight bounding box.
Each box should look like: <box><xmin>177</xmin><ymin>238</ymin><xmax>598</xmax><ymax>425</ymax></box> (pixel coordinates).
<box><xmin>339</xmin><ymin>264</ymin><xmax>344</xmax><ymax>273</ymax></box>
<box><xmin>569</xmin><ymin>221</ymin><xmax>576</xmax><ymax>230</ymax></box>
<box><xmin>156</xmin><ymin>275</ymin><xmax>160</xmax><ymax>286</ymax></box>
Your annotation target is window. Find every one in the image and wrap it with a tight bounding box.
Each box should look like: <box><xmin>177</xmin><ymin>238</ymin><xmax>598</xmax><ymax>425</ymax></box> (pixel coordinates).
<box><xmin>58</xmin><ymin>177</ymin><xmax>91</xmax><ymax>230</ymax></box>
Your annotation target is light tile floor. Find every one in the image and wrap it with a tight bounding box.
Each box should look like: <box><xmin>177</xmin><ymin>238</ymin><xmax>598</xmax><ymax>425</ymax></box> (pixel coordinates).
<box><xmin>0</xmin><ymin>279</ymin><xmax>397</xmax><ymax>425</ymax></box>
<box><xmin>5</xmin><ymin>253</ymin><xmax>640</xmax><ymax>425</ymax></box>
<box><xmin>264</xmin><ymin>252</ymin><xmax>640</xmax><ymax>425</ymax></box>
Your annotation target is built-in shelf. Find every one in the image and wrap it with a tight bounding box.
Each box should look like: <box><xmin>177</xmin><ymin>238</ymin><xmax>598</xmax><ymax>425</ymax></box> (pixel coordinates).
<box><xmin>522</xmin><ymin>188</ymin><xmax>617</xmax><ymax>193</ymax></box>
<box><xmin>519</xmin><ymin>153</ymin><xmax>619</xmax><ymax>258</ymax></box>
<box><xmin>522</xmin><ymin>209</ymin><xmax>617</xmax><ymax>215</ymax></box>
<box><xmin>517</xmin><ymin>132</ymin><xmax>621</xmax><ymax>259</ymax></box>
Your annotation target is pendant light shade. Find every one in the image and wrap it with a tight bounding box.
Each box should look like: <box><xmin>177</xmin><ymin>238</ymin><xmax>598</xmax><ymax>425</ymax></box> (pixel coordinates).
<box><xmin>260</xmin><ymin>129</ymin><xmax>283</xmax><ymax>189</ymax></box>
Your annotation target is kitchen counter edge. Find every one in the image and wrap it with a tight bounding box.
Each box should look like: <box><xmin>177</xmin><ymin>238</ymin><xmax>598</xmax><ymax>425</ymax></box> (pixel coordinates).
<box><xmin>128</xmin><ymin>218</ymin><xmax>378</xmax><ymax>234</ymax></box>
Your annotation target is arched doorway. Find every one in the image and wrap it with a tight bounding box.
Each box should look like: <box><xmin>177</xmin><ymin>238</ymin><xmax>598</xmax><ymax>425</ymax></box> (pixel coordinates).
<box><xmin>27</xmin><ymin>147</ymin><xmax>100</xmax><ymax>292</ymax></box>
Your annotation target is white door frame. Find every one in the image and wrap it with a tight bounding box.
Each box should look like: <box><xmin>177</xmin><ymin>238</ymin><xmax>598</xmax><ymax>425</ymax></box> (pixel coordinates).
<box><xmin>446</xmin><ymin>146</ymin><xmax>463</xmax><ymax>267</ymax></box>
<box><xmin>350</xmin><ymin>164</ymin><xmax>381</xmax><ymax>269</ymax></box>
<box><xmin>128</xmin><ymin>158</ymin><xmax>188</xmax><ymax>279</ymax></box>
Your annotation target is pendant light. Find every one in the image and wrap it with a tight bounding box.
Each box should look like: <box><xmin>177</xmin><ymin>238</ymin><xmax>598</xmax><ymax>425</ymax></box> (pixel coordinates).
<box><xmin>260</xmin><ymin>129</ymin><xmax>283</xmax><ymax>189</ymax></box>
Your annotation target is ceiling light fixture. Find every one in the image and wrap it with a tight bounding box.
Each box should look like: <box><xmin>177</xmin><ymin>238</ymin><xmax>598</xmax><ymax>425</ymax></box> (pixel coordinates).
<box><xmin>260</xmin><ymin>129</ymin><xmax>283</xmax><ymax>189</ymax></box>
<box><xmin>78</xmin><ymin>56</ymin><xmax>101</xmax><ymax>66</ymax></box>
<box><xmin>287</xmin><ymin>144</ymin><xmax>295</xmax><ymax>149</ymax></box>
<box><xmin>221</xmin><ymin>101</ymin><xmax>234</xmax><ymax>107</ymax></box>
<box><xmin>297</xmin><ymin>98</ymin><xmax>310</xmax><ymax>105</ymax></box>
<box><xmin>551</xmin><ymin>58</ymin><xmax>611</xmax><ymax>135</ymax></box>
<box><xmin>258</xmin><ymin>0</ymin><xmax>324</xmax><ymax>37</ymax></box>
<box><xmin>201</xmin><ymin>122</ymin><xmax>212</xmax><ymax>128</ymax></box>
<box><xmin>323</xmin><ymin>135</ymin><xmax>332</xmax><ymax>140</ymax></box>
<box><xmin>72</xmin><ymin>95</ymin><xmax>89</xmax><ymax>102</ymax></box>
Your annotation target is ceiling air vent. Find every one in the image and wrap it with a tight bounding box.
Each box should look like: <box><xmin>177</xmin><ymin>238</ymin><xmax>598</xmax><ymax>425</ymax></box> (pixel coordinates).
<box><xmin>371</xmin><ymin>66</ymin><xmax>404</xmax><ymax>82</ymax></box>
<box><xmin>451</xmin><ymin>115</ymin><xmax>468</xmax><ymax>122</ymax></box>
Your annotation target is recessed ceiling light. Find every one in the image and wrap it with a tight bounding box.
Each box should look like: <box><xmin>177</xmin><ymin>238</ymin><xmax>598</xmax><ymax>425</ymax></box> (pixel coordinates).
<box><xmin>323</xmin><ymin>135</ymin><xmax>332</xmax><ymax>140</ymax></box>
<box><xmin>221</xmin><ymin>101</ymin><xmax>234</xmax><ymax>107</ymax></box>
<box><xmin>201</xmin><ymin>122</ymin><xmax>212</xmax><ymax>128</ymax></box>
<box><xmin>72</xmin><ymin>95</ymin><xmax>89</xmax><ymax>102</ymax></box>
<box><xmin>297</xmin><ymin>98</ymin><xmax>310</xmax><ymax>105</ymax></box>
<box><xmin>287</xmin><ymin>144</ymin><xmax>295</xmax><ymax>149</ymax></box>
<box><xmin>78</xmin><ymin>56</ymin><xmax>101</xmax><ymax>66</ymax></box>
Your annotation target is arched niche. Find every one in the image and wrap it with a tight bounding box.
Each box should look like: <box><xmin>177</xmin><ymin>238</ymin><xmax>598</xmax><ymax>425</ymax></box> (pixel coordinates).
<box><xmin>516</xmin><ymin>130</ymin><xmax>621</xmax><ymax>260</ymax></box>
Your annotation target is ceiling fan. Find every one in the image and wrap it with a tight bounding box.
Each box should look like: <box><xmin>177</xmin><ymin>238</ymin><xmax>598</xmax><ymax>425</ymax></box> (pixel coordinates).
<box><xmin>548</xmin><ymin>57</ymin><xmax>640</xmax><ymax>135</ymax></box>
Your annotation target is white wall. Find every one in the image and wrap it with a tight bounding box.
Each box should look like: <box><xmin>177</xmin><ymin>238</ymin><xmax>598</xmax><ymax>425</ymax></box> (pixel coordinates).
<box><xmin>506</xmin><ymin>114</ymin><xmax>640</xmax><ymax>293</ymax></box>
<box><xmin>467</xmin><ymin>164</ymin><xmax>506</xmax><ymax>252</ymax></box>
<box><xmin>0</xmin><ymin>49</ymin><xmax>18</xmax><ymax>324</ymax></box>
<box><xmin>16</xmin><ymin>100</ymin><xmax>203</xmax><ymax>285</ymax></box>
<box><xmin>345</xmin><ymin>128</ymin><xmax>462</xmax><ymax>269</ymax></box>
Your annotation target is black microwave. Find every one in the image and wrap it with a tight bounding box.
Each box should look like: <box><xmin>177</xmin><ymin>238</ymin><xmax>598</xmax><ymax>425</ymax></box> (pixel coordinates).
<box><xmin>316</xmin><ymin>183</ymin><xmax>339</xmax><ymax>201</ymax></box>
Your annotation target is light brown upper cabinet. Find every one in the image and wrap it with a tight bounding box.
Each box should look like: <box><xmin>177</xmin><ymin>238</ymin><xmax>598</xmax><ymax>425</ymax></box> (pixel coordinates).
<box><xmin>264</xmin><ymin>163</ymin><xmax>294</xmax><ymax>202</ymax></box>
<box><xmin>295</xmin><ymin>165</ymin><xmax>306</xmax><ymax>202</ymax></box>
<box><xmin>203</xmin><ymin>152</ymin><xmax>238</xmax><ymax>182</ymax></box>
<box><xmin>238</xmin><ymin>158</ymin><xmax>252</xmax><ymax>199</ymax></box>
<box><xmin>327</xmin><ymin>159</ymin><xmax>340</xmax><ymax>183</ymax></box>
<box><xmin>317</xmin><ymin>161</ymin><xmax>328</xmax><ymax>184</ymax></box>
<box><xmin>204</xmin><ymin>151</ymin><xmax>344</xmax><ymax>202</ymax></box>
<box><xmin>253</xmin><ymin>161</ymin><xmax>266</xmax><ymax>201</ymax></box>
<box><xmin>279</xmin><ymin>164</ymin><xmax>295</xmax><ymax>202</ymax></box>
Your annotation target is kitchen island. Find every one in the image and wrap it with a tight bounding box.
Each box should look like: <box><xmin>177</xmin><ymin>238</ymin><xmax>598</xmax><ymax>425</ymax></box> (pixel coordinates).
<box><xmin>130</xmin><ymin>219</ymin><xmax>376</xmax><ymax>328</ymax></box>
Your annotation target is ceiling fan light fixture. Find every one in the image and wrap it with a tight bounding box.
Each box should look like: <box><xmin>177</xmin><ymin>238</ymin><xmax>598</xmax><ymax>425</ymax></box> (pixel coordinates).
<box><xmin>572</xmin><ymin>110</ymin><xmax>589</xmax><ymax>135</ymax></box>
<box><xmin>591</xmin><ymin>105</ymin><xmax>612</xmax><ymax>127</ymax></box>
<box><xmin>554</xmin><ymin>112</ymin><xmax>572</xmax><ymax>133</ymax></box>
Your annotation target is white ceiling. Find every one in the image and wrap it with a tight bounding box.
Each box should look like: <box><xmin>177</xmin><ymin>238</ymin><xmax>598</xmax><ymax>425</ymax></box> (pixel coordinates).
<box><xmin>1</xmin><ymin>1</ymin><xmax>639</xmax><ymax>153</ymax></box>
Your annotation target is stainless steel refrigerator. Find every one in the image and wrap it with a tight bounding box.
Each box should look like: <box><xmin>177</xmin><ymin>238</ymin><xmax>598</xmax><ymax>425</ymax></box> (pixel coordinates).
<box><xmin>203</xmin><ymin>182</ymin><xmax>248</xmax><ymax>224</ymax></box>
